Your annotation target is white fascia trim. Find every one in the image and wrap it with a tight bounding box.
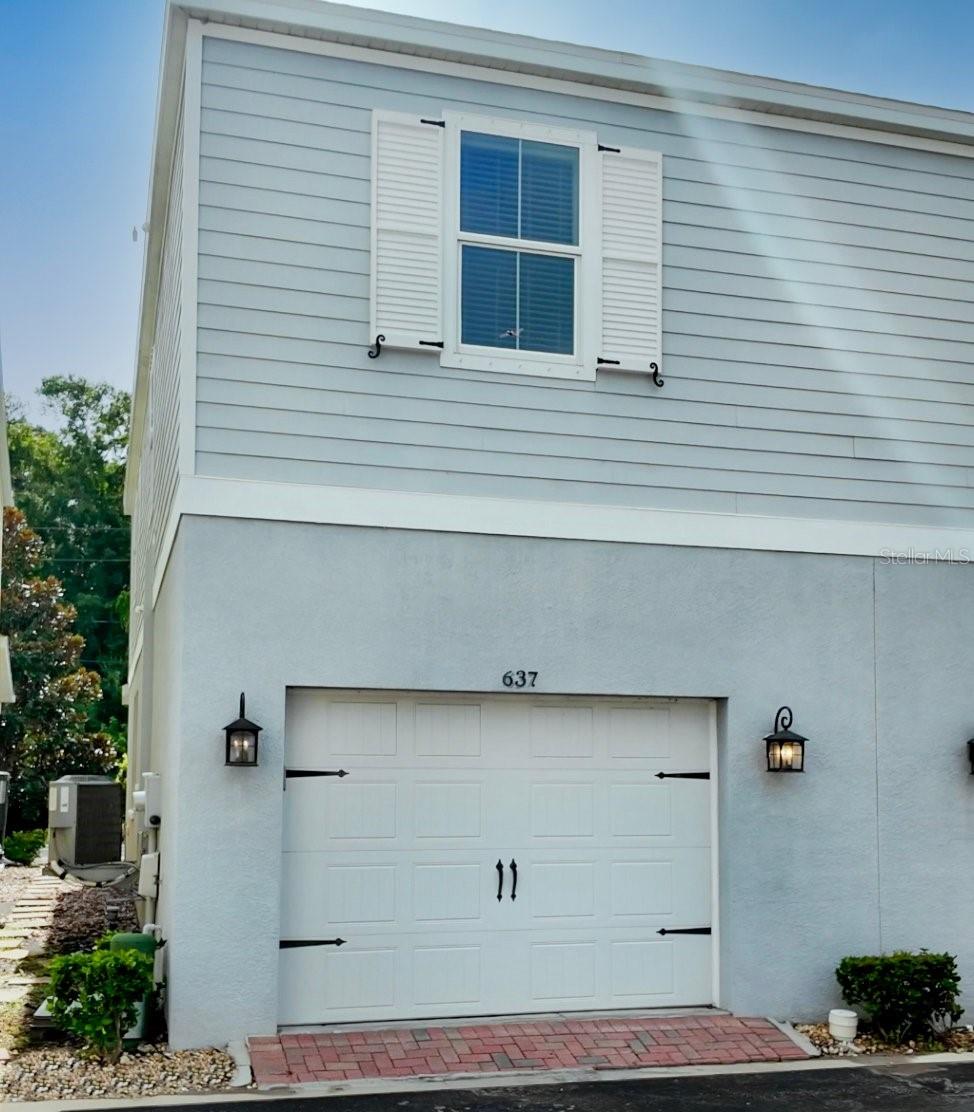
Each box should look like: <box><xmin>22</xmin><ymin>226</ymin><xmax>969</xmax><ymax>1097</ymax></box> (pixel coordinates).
<box><xmin>199</xmin><ymin>21</ymin><xmax>974</xmax><ymax>160</ymax></box>
<box><xmin>170</xmin><ymin>475</ymin><xmax>974</xmax><ymax>566</ymax></box>
<box><xmin>185</xmin><ymin>0</ymin><xmax>974</xmax><ymax>147</ymax></box>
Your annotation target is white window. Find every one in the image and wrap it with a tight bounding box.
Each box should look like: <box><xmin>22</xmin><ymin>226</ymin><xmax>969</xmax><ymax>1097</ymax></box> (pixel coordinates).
<box><xmin>370</xmin><ymin>110</ymin><xmax>662</xmax><ymax>383</ymax></box>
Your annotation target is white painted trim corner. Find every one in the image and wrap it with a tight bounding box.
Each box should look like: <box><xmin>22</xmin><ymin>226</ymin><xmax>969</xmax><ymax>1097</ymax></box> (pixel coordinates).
<box><xmin>177</xmin><ymin>20</ymin><xmax>203</xmax><ymax>481</ymax></box>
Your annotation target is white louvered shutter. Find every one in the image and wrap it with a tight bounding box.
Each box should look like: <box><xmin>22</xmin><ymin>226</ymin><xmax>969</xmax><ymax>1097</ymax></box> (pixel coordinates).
<box><xmin>370</xmin><ymin>112</ymin><xmax>444</xmax><ymax>351</ymax></box>
<box><xmin>599</xmin><ymin>146</ymin><xmax>662</xmax><ymax>372</ymax></box>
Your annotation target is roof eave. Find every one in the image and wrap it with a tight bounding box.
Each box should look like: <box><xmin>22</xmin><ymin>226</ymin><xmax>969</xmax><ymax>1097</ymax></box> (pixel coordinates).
<box><xmin>183</xmin><ymin>0</ymin><xmax>974</xmax><ymax>145</ymax></box>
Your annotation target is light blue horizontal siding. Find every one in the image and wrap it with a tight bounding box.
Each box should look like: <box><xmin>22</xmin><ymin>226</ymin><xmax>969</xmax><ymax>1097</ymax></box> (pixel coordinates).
<box><xmin>196</xmin><ymin>34</ymin><xmax>974</xmax><ymax>528</ymax></box>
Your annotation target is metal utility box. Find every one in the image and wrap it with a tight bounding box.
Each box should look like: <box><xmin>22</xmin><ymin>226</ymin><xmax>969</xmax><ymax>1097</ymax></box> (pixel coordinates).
<box><xmin>48</xmin><ymin>775</ymin><xmax>123</xmax><ymax>866</ymax></box>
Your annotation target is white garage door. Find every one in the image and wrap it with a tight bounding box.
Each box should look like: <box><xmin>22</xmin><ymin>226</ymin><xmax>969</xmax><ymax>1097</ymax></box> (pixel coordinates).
<box><xmin>280</xmin><ymin>692</ymin><xmax>714</xmax><ymax>1025</ymax></box>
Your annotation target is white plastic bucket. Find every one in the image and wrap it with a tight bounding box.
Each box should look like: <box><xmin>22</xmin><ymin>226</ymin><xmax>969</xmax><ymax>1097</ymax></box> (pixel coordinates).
<box><xmin>828</xmin><ymin>1008</ymin><xmax>858</xmax><ymax>1041</ymax></box>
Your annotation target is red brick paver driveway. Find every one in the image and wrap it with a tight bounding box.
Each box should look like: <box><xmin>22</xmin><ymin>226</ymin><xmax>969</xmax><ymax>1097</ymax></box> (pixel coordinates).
<box><xmin>249</xmin><ymin>1014</ymin><xmax>808</xmax><ymax>1086</ymax></box>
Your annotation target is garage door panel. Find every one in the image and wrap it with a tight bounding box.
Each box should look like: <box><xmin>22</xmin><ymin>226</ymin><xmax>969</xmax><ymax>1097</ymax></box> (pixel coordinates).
<box><xmin>607</xmin><ymin>705</ymin><xmax>672</xmax><ymax>759</ymax></box>
<box><xmin>530</xmin><ymin>941</ymin><xmax>598</xmax><ymax>1002</ymax></box>
<box><xmin>529</xmin><ymin>861</ymin><xmax>597</xmax><ymax>918</ymax></box>
<box><xmin>610</xmin><ymin>934</ymin><xmax>712</xmax><ymax>1006</ymax></box>
<box><xmin>530</xmin><ymin>782</ymin><xmax>595</xmax><ymax>838</ymax></box>
<box><xmin>286</xmin><ymin>692</ymin><xmax>400</xmax><ymax>763</ymax></box>
<box><xmin>610</xmin><ymin>939</ymin><xmax>676</xmax><ymax>999</ymax></box>
<box><xmin>413</xmin><ymin>862</ymin><xmax>484</xmax><ymax>922</ymax></box>
<box><xmin>415</xmin><ymin>702</ymin><xmax>483</xmax><ymax>757</ymax></box>
<box><xmin>283</xmin><ymin>779</ymin><xmax>399</xmax><ymax>850</ymax></box>
<box><xmin>281</xmin><ymin>691</ymin><xmax>714</xmax><ymax>1024</ymax></box>
<box><xmin>529</xmin><ymin>704</ymin><xmax>595</xmax><ymax>758</ymax></box>
<box><xmin>279</xmin><ymin>931</ymin><xmax>511</xmax><ymax>1025</ymax></box>
<box><xmin>283</xmin><ymin>853</ymin><xmax>504</xmax><ymax>936</ymax></box>
<box><xmin>609</xmin><ymin>782</ymin><xmax>672</xmax><ymax>838</ymax></box>
<box><xmin>412</xmin><ymin>944</ymin><xmax>483</xmax><ymax>1007</ymax></box>
<box><xmin>280</xmin><ymin>945</ymin><xmax>398</xmax><ymax>1023</ymax></box>
<box><xmin>414</xmin><ymin>781</ymin><xmax>484</xmax><ymax>839</ymax></box>
<box><xmin>519</xmin><ymin>847</ymin><xmax>710</xmax><ymax>930</ymax></box>
<box><xmin>611</xmin><ymin>861</ymin><xmax>673</xmax><ymax>916</ymax></box>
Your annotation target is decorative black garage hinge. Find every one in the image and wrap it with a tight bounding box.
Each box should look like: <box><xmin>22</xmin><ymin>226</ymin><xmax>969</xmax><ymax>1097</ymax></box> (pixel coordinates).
<box><xmin>656</xmin><ymin>927</ymin><xmax>712</xmax><ymax>936</ymax></box>
<box><xmin>279</xmin><ymin>938</ymin><xmax>347</xmax><ymax>949</ymax></box>
<box><xmin>283</xmin><ymin>768</ymin><xmax>349</xmax><ymax>789</ymax></box>
<box><xmin>655</xmin><ymin>771</ymin><xmax>710</xmax><ymax>780</ymax></box>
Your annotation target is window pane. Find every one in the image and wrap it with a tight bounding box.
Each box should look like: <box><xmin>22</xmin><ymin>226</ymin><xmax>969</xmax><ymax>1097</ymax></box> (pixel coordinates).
<box><xmin>461</xmin><ymin>245</ymin><xmax>518</xmax><ymax>348</ymax></box>
<box><xmin>520</xmin><ymin>140</ymin><xmax>579</xmax><ymax>245</ymax></box>
<box><xmin>519</xmin><ymin>253</ymin><xmax>574</xmax><ymax>354</ymax></box>
<box><xmin>460</xmin><ymin>132</ymin><xmax>518</xmax><ymax>238</ymax></box>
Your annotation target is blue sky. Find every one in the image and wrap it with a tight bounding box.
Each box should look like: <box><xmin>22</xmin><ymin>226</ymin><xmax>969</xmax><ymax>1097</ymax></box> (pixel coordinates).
<box><xmin>2</xmin><ymin>0</ymin><xmax>974</xmax><ymax>419</ymax></box>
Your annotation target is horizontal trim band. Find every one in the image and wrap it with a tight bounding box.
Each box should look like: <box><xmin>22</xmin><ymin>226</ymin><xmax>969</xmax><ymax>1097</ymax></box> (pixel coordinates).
<box><xmin>173</xmin><ymin>474</ymin><xmax>974</xmax><ymax>562</ymax></box>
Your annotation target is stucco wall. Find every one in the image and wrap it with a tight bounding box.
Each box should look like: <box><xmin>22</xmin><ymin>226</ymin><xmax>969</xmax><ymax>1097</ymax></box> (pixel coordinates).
<box><xmin>155</xmin><ymin>515</ymin><xmax>973</xmax><ymax>1048</ymax></box>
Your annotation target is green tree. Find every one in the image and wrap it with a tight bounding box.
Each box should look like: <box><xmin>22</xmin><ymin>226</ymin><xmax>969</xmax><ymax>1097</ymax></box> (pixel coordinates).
<box><xmin>8</xmin><ymin>376</ymin><xmax>130</xmax><ymax>750</ymax></box>
<box><xmin>0</xmin><ymin>507</ymin><xmax>117</xmax><ymax>829</ymax></box>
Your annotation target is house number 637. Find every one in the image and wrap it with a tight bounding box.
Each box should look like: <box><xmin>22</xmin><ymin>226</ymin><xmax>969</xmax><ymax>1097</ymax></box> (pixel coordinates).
<box><xmin>502</xmin><ymin>670</ymin><xmax>538</xmax><ymax>688</ymax></box>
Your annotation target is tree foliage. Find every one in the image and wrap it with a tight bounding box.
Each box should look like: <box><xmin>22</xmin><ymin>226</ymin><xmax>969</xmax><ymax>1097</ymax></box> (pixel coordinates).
<box><xmin>0</xmin><ymin>507</ymin><xmax>116</xmax><ymax>829</ymax></box>
<box><xmin>7</xmin><ymin>376</ymin><xmax>130</xmax><ymax>748</ymax></box>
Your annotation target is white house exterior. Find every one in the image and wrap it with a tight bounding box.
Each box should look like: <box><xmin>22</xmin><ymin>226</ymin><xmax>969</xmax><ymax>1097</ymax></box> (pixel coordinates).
<box><xmin>128</xmin><ymin>0</ymin><xmax>974</xmax><ymax>1049</ymax></box>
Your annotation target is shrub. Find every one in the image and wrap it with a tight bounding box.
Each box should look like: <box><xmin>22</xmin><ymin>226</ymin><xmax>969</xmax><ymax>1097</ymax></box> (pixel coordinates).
<box><xmin>836</xmin><ymin>950</ymin><xmax>963</xmax><ymax>1043</ymax></box>
<box><xmin>2</xmin><ymin>828</ymin><xmax>46</xmax><ymax>866</ymax></box>
<box><xmin>48</xmin><ymin>948</ymin><xmax>155</xmax><ymax>1063</ymax></box>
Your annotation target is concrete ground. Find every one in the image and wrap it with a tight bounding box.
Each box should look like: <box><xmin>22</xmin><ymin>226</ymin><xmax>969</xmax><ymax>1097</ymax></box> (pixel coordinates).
<box><xmin>87</xmin><ymin>1060</ymin><xmax>974</xmax><ymax>1112</ymax></box>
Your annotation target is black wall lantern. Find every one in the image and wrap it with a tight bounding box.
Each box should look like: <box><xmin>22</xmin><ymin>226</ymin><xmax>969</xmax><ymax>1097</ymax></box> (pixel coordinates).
<box><xmin>765</xmin><ymin>706</ymin><xmax>806</xmax><ymax>772</ymax></box>
<box><xmin>224</xmin><ymin>693</ymin><xmax>261</xmax><ymax>767</ymax></box>
<box><xmin>968</xmin><ymin>737</ymin><xmax>974</xmax><ymax>776</ymax></box>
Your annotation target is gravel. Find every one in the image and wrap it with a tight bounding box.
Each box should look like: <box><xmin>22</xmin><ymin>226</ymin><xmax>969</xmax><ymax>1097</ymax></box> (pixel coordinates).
<box><xmin>796</xmin><ymin>1022</ymin><xmax>974</xmax><ymax>1056</ymax></box>
<box><xmin>0</xmin><ymin>1043</ymin><xmax>240</xmax><ymax>1102</ymax></box>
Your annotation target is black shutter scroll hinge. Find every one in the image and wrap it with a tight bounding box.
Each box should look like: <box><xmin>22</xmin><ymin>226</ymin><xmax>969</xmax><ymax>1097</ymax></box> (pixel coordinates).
<box><xmin>657</xmin><ymin>927</ymin><xmax>711</xmax><ymax>936</ymax></box>
<box><xmin>421</xmin><ymin>118</ymin><xmax>446</xmax><ymax>128</ymax></box>
<box><xmin>597</xmin><ymin>357</ymin><xmax>621</xmax><ymax>366</ymax></box>
<box><xmin>419</xmin><ymin>340</ymin><xmax>444</xmax><ymax>348</ymax></box>
<box><xmin>598</xmin><ymin>143</ymin><xmax>621</xmax><ymax>153</ymax></box>
<box><xmin>655</xmin><ymin>771</ymin><xmax>710</xmax><ymax>780</ymax></box>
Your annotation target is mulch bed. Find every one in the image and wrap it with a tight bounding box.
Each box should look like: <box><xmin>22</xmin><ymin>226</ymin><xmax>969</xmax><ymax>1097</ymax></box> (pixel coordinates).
<box><xmin>45</xmin><ymin>880</ymin><xmax>139</xmax><ymax>954</ymax></box>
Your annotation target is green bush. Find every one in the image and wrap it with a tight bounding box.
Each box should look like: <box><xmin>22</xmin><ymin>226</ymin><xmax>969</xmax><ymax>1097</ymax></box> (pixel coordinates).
<box><xmin>2</xmin><ymin>828</ymin><xmax>47</xmax><ymax>866</ymax></box>
<box><xmin>48</xmin><ymin>948</ymin><xmax>155</xmax><ymax>1063</ymax></box>
<box><xmin>836</xmin><ymin>950</ymin><xmax>963</xmax><ymax>1043</ymax></box>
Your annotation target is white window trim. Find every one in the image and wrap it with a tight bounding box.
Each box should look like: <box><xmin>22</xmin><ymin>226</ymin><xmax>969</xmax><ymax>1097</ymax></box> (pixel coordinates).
<box><xmin>441</xmin><ymin>112</ymin><xmax>599</xmax><ymax>382</ymax></box>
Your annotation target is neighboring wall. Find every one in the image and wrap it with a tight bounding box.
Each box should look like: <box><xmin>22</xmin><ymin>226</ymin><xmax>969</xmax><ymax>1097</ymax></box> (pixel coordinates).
<box><xmin>130</xmin><ymin>112</ymin><xmax>184</xmax><ymax>670</ymax></box>
<box><xmin>195</xmin><ymin>34</ymin><xmax>974</xmax><ymax>530</ymax></box>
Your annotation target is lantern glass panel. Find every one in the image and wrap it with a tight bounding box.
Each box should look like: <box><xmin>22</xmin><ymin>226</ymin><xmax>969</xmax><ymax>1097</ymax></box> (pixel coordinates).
<box><xmin>227</xmin><ymin>729</ymin><xmax>257</xmax><ymax>766</ymax></box>
<box><xmin>766</xmin><ymin>735</ymin><xmax>805</xmax><ymax>772</ymax></box>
